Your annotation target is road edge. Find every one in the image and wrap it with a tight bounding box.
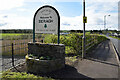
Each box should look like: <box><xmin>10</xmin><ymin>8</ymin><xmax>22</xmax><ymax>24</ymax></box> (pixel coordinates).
<box><xmin>110</xmin><ymin>41</ymin><xmax>120</xmax><ymax>80</ymax></box>
<box><xmin>110</xmin><ymin>41</ymin><xmax>120</xmax><ymax>66</ymax></box>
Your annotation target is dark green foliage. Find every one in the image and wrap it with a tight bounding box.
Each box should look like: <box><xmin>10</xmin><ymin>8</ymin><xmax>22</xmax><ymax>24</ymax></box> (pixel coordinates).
<box><xmin>44</xmin><ymin>34</ymin><xmax>57</xmax><ymax>43</ymax></box>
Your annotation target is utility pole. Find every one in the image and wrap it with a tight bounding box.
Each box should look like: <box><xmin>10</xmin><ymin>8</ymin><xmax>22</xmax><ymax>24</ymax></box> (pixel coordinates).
<box><xmin>104</xmin><ymin>15</ymin><xmax>106</xmax><ymax>31</ymax></box>
<box><xmin>104</xmin><ymin>15</ymin><xmax>110</xmax><ymax>34</ymax></box>
<box><xmin>82</xmin><ymin>0</ymin><xmax>86</xmax><ymax>59</ymax></box>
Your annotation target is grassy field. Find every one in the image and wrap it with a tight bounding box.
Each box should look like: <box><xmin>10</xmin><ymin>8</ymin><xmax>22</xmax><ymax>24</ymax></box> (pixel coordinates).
<box><xmin>2</xmin><ymin>33</ymin><xmax>32</xmax><ymax>40</ymax></box>
<box><xmin>2</xmin><ymin>33</ymin><xmax>26</xmax><ymax>38</ymax></box>
<box><xmin>2</xmin><ymin>33</ymin><xmax>25</xmax><ymax>36</ymax></box>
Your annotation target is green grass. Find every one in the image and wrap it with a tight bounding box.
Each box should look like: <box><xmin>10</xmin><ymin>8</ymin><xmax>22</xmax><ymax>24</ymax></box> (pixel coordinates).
<box><xmin>2</xmin><ymin>33</ymin><xmax>43</xmax><ymax>40</ymax></box>
<box><xmin>2</xmin><ymin>33</ymin><xmax>30</xmax><ymax>40</ymax></box>
<box><xmin>2</xmin><ymin>33</ymin><xmax>25</xmax><ymax>36</ymax></box>
<box><xmin>86</xmin><ymin>32</ymin><xmax>91</xmax><ymax>34</ymax></box>
<box><xmin>2</xmin><ymin>71</ymin><xmax>54</xmax><ymax>80</ymax></box>
<box><xmin>65</xmin><ymin>46</ymin><xmax>76</xmax><ymax>55</ymax></box>
<box><xmin>65</xmin><ymin>56</ymin><xmax>77</xmax><ymax>62</ymax></box>
<box><xmin>109</xmin><ymin>36</ymin><xmax>120</xmax><ymax>40</ymax></box>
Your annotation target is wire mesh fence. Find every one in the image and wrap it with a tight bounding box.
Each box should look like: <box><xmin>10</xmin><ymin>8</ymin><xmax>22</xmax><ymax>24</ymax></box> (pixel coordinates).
<box><xmin>1</xmin><ymin>34</ymin><xmax>44</xmax><ymax>56</ymax></box>
<box><xmin>1</xmin><ymin>33</ymin><xmax>44</xmax><ymax>71</ymax></box>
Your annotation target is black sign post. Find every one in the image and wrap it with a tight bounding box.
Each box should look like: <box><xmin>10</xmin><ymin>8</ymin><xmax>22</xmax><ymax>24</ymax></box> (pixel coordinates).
<box><xmin>82</xmin><ymin>0</ymin><xmax>86</xmax><ymax>59</ymax></box>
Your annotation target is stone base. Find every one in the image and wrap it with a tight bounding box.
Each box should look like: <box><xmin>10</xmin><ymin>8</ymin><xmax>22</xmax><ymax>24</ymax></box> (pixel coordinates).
<box><xmin>26</xmin><ymin>43</ymin><xmax>65</xmax><ymax>74</ymax></box>
<box><xmin>26</xmin><ymin>57</ymin><xmax>65</xmax><ymax>73</ymax></box>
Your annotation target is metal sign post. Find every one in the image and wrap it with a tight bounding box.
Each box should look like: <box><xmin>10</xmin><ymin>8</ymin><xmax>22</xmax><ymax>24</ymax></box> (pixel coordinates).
<box><xmin>58</xmin><ymin>22</ymin><xmax>60</xmax><ymax>44</ymax></box>
<box><xmin>33</xmin><ymin>5</ymin><xmax>60</xmax><ymax>44</ymax></box>
<box><xmin>33</xmin><ymin>19</ymin><xmax>35</xmax><ymax>42</ymax></box>
<box><xmin>82</xmin><ymin>0</ymin><xmax>86</xmax><ymax>59</ymax></box>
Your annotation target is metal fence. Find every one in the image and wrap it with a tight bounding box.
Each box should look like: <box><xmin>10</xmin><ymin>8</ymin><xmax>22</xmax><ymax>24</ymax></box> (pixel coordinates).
<box><xmin>1</xmin><ymin>38</ymin><xmax>43</xmax><ymax>56</ymax></box>
<box><xmin>1</xmin><ymin>37</ymin><xmax>42</xmax><ymax>71</ymax></box>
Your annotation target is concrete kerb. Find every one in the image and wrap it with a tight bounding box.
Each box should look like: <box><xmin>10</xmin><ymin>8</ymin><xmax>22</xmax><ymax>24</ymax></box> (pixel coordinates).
<box><xmin>110</xmin><ymin>41</ymin><xmax>120</xmax><ymax>66</ymax></box>
<box><xmin>110</xmin><ymin>41</ymin><xmax>120</xmax><ymax>80</ymax></box>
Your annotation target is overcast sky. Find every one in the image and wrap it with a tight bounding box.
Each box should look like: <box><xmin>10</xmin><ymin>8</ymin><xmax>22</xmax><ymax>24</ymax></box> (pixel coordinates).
<box><xmin>0</xmin><ymin>0</ymin><xmax>119</xmax><ymax>30</ymax></box>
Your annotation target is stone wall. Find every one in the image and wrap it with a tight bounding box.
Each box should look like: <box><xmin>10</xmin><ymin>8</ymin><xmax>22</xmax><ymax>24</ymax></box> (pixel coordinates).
<box><xmin>26</xmin><ymin>42</ymin><xmax>65</xmax><ymax>73</ymax></box>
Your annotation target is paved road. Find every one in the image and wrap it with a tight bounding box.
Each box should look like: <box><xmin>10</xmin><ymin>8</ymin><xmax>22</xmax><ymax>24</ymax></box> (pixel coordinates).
<box><xmin>77</xmin><ymin>40</ymin><xmax>119</xmax><ymax>78</ymax></box>
<box><xmin>107</xmin><ymin>36</ymin><xmax>120</xmax><ymax>56</ymax></box>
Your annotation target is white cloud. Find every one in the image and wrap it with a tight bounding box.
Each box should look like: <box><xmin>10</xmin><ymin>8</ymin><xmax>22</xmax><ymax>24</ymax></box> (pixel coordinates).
<box><xmin>60</xmin><ymin>1</ymin><xmax>118</xmax><ymax>30</ymax></box>
<box><xmin>17</xmin><ymin>8</ymin><xmax>28</xmax><ymax>12</ymax></box>
<box><xmin>0</xmin><ymin>0</ymin><xmax>119</xmax><ymax>30</ymax></box>
<box><xmin>86</xmin><ymin>0</ymin><xmax>119</xmax><ymax>2</ymax></box>
<box><xmin>0</xmin><ymin>14</ymin><xmax>32</xmax><ymax>29</ymax></box>
<box><xmin>86</xmin><ymin>1</ymin><xmax>118</xmax><ymax>30</ymax></box>
<box><xmin>24</xmin><ymin>0</ymin><xmax>119</xmax><ymax>2</ymax></box>
<box><xmin>0</xmin><ymin>0</ymin><xmax>24</xmax><ymax>10</ymax></box>
<box><xmin>61</xmin><ymin>16</ymin><xmax>83</xmax><ymax>30</ymax></box>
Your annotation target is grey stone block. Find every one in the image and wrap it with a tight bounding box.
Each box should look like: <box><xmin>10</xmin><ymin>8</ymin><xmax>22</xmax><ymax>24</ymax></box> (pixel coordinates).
<box><xmin>26</xmin><ymin>42</ymin><xmax>65</xmax><ymax>73</ymax></box>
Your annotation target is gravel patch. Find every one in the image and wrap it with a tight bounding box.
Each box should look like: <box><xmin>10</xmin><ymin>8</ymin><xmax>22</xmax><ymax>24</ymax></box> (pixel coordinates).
<box><xmin>1</xmin><ymin>57</ymin><xmax>25</xmax><ymax>71</ymax></box>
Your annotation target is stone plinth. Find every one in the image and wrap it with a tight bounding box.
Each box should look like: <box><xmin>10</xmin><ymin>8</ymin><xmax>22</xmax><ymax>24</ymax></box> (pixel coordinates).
<box><xmin>26</xmin><ymin>42</ymin><xmax>65</xmax><ymax>73</ymax></box>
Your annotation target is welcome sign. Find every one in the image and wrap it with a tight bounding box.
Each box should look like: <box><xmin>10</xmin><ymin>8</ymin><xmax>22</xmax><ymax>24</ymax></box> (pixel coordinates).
<box><xmin>34</xmin><ymin>5</ymin><xmax>60</xmax><ymax>34</ymax></box>
<box><xmin>33</xmin><ymin>5</ymin><xmax>60</xmax><ymax>44</ymax></box>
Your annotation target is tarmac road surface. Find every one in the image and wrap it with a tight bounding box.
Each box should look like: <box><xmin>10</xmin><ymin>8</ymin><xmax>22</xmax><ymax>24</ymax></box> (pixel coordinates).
<box><xmin>107</xmin><ymin>36</ymin><xmax>120</xmax><ymax>56</ymax></box>
<box><xmin>77</xmin><ymin>40</ymin><xmax>119</xmax><ymax>78</ymax></box>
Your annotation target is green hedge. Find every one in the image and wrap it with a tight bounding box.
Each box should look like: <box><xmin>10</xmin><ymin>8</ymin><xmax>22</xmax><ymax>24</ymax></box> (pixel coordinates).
<box><xmin>44</xmin><ymin>33</ymin><xmax>108</xmax><ymax>56</ymax></box>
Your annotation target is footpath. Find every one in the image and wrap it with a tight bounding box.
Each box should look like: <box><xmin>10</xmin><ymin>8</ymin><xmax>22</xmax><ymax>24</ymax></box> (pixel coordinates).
<box><xmin>76</xmin><ymin>40</ymin><xmax>119</xmax><ymax>79</ymax></box>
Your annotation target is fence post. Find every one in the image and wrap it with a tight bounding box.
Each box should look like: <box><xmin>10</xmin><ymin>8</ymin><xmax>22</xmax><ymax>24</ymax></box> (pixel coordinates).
<box><xmin>12</xmin><ymin>43</ymin><xmax>14</xmax><ymax>66</ymax></box>
<box><xmin>94</xmin><ymin>35</ymin><xmax>96</xmax><ymax>44</ymax></box>
<box><xmin>12</xmin><ymin>43</ymin><xmax>21</xmax><ymax>72</ymax></box>
<box><xmin>93</xmin><ymin>35</ymin><xmax>95</xmax><ymax>45</ymax></box>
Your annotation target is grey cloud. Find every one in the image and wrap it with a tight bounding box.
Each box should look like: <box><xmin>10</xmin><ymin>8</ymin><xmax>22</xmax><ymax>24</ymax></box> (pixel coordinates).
<box><xmin>0</xmin><ymin>23</ymin><xmax>7</xmax><ymax>26</ymax></box>
<box><xmin>3</xmin><ymin>16</ymin><xmax>8</xmax><ymax>18</ymax></box>
<box><xmin>96</xmin><ymin>18</ymin><xmax>103</xmax><ymax>25</ymax></box>
<box><xmin>62</xmin><ymin>22</ymin><xmax>71</xmax><ymax>26</ymax></box>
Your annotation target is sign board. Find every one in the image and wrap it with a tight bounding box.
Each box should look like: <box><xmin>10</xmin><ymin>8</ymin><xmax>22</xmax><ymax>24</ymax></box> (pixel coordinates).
<box><xmin>83</xmin><ymin>16</ymin><xmax>87</xmax><ymax>23</ymax></box>
<box><xmin>34</xmin><ymin>5</ymin><xmax>60</xmax><ymax>34</ymax></box>
<box><xmin>33</xmin><ymin>5</ymin><xmax>60</xmax><ymax>44</ymax></box>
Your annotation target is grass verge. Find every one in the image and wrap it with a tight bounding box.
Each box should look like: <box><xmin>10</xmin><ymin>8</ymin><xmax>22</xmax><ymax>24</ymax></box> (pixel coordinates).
<box><xmin>1</xmin><ymin>70</ymin><xmax>54</xmax><ymax>80</ymax></box>
<box><xmin>109</xmin><ymin>36</ymin><xmax>120</xmax><ymax>40</ymax></box>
